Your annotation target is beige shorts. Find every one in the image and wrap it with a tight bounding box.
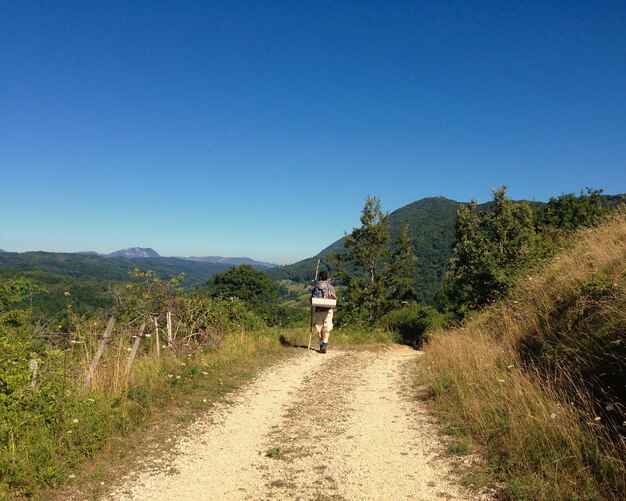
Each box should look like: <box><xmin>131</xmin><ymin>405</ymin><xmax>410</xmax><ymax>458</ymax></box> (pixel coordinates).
<box><xmin>314</xmin><ymin>308</ymin><xmax>333</xmax><ymax>342</ymax></box>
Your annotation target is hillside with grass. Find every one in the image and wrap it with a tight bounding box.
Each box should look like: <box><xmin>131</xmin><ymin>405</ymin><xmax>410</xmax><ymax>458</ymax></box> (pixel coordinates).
<box><xmin>419</xmin><ymin>210</ymin><xmax>626</xmax><ymax>499</ymax></box>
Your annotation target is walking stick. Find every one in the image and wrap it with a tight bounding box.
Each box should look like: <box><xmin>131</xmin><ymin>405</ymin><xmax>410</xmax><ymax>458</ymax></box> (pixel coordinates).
<box><xmin>308</xmin><ymin>258</ymin><xmax>321</xmax><ymax>350</ymax></box>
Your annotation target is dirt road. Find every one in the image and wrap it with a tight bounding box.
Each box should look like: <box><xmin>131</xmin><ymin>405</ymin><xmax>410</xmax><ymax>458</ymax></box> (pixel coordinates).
<box><xmin>105</xmin><ymin>346</ymin><xmax>469</xmax><ymax>500</ymax></box>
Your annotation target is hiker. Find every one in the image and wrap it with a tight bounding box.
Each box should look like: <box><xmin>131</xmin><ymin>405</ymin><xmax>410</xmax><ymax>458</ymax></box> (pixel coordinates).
<box><xmin>311</xmin><ymin>271</ymin><xmax>336</xmax><ymax>353</ymax></box>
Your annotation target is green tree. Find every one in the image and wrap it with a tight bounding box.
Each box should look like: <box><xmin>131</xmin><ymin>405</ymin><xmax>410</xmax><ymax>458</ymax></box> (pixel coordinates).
<box><xmin>346</xmin><ymin>196</ymin><xmax>390</xmax><ymax>286</ymax></box>
<box><xmin>384</xmin><ymin>224</ymin><xmax>418</xmax><ymax>309</ymax></box>
<box><xmin>332</xmin><ymin>196</ymin><xmax>389</xmax><ymax>322</ymax></box>
<box><xmin>333</xmin><ymin>196</ymin><xmax>416</xmax><ymax>322</ymax></box>
<box><xmin>541</xmin><ymin>188</ymin><xmax>607</xmax><ymax>230</ymax></box>
<box><xmin>210</xmin><ymin>265</ymin><xmax>279</xmax><ymax>305</ymax></box>
<box><xmin>446</xmin><ymin>186</ymin><xmax>536</xmax><ymax>315</ymax></box>
<box><xmin>0</xmin><ymin>278</ymin><xmax>40</xmax><ymax>328</ymax></box>
<box><xmin>209</xmin><ymin>264</ymin><xmax>288</xmax><ymax>324</ymax></box>
<box><xmin>110</xmin><ymin>268</ymin><xmax>184</xmax><ymax>322</ymax></box>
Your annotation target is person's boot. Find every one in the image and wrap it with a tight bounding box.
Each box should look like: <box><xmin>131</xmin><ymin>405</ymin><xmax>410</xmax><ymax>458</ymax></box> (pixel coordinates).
<box><xmin>320</xmin><ymin>343</ymin><xmax>327</xmax><ymax>354</ymax></box>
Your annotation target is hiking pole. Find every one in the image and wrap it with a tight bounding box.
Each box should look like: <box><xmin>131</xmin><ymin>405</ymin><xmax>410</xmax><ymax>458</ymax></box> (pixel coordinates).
<box><xmin>308</xmin><ymin>258</ymin><xmax>321</xmax><ymax>350</ymax></box>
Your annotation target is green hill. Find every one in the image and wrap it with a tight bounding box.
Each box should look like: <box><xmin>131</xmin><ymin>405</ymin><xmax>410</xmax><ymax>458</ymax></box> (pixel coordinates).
<box><xmin>269</xmin><ymin>193</ymin><xmax>626</xmax><ymax>304</ymax></box>
<box><xmin>268</xmin><ymin>197</ymin><xmax>462</xmax><ymax>303</ymax></box>
<box><xmin>0</xmin><ymin>252</ymin><xmax>234</xmax><ymax>318</ymax></box>
<box><xmin>0</xmin><ymin>251</ymin><xmax>231</xmax><ymax>285</ymax></box>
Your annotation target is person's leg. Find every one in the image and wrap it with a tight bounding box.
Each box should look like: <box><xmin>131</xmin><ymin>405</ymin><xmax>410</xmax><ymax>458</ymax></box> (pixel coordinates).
<box><xmin>321</xmin><ymin>309</ymin><xmax>333</xmax><ymax>352</ymax></box>
<box><xmin>314</xmin><ymin>310</ymin><xmax>324</xmax><ymax>348</ymax></box>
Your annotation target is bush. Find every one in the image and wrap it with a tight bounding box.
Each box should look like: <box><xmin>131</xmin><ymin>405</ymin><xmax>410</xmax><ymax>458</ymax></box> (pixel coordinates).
<box><xmin>377</xmin><ymin>304</ymin><xmax>445</xmax><ymax>348</ymax></box>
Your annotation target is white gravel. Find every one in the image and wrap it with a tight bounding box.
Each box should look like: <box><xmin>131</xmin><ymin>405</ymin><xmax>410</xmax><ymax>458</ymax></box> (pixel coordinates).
<box><xmin>104</xmin><ymin>346</ymin><xmax>471</xmax><ymax>500</ymax></box>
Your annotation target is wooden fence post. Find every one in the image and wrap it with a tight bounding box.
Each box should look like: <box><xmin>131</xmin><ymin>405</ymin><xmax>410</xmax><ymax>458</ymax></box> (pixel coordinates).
<box><xmin>83</xmin><ymin>317</ymin><xmax>115</xmax><ymax>391</ymax></box>
<box><xmin>124</xmin><ymin>323</ymin><xmax>147</xmax><ymax>378</ymax></box>
<box><xmin>153</xmin><ymin>316</ymin><xmax>160</xmax><ymax>358</ymax></box>
<box><xmin>166</xmin><ymin>311</ymin><xmax>173</xmax><ymax>348</ymax></box>
<box><xmin>29</xmin><ymin>355</ymin><xmax>39</xmax><ymax>388</ymax></box>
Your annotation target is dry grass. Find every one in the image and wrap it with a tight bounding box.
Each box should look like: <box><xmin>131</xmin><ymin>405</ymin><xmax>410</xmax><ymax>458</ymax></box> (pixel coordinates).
<box><xmin>419</xmin><ymin>211</ymin><xmax>626</xmax><ymax>500</ymax></box>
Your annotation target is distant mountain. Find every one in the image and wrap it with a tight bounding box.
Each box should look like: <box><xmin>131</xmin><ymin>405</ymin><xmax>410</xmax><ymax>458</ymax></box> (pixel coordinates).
<box><xmin>0</xmin><ymin>251</ymin><xmax>232</xmax><ymax>287</ymax></box>
<box><xmin>106</xmin><ymin>247</ymin><xmax>160</xmax><ymax>258</ymax></box>
<box><xmin>0</xmin><ymin>249</ymin><xmax>6</xmax><ymax>253</ymax></box>
<box><xmin>182</xmin><ymin>256</ymin><xmax>278</xmax><ymax>269</ymax></box>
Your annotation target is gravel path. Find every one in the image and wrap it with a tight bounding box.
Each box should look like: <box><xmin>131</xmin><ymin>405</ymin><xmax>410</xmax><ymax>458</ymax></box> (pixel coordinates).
<box><xmin>105</xmin><ymin>346</ymin><xmax>469</xmax><ymax>500</ymax></box>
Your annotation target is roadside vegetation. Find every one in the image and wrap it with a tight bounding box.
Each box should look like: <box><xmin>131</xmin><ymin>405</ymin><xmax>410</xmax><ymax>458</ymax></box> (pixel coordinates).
<box><xmin>420</xmin><ymin>197</ymin><xmax>625</xmax><ymax>499</ymax></box>
<box><xmin>0</xmin><ymin>274</ymin><xmax>288</xmax><ymax>498</ymax></box>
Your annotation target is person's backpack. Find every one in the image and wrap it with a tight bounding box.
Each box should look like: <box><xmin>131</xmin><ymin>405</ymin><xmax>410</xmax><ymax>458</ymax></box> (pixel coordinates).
<box><xmin>312</xmin><ymin>284</ymin><xmax>325</xmax><ymax>299</ymax></box>
<box><xmin>311</xmin><ymin>280</ymin><xmax>337</xmax><ymax>308</ymax></box>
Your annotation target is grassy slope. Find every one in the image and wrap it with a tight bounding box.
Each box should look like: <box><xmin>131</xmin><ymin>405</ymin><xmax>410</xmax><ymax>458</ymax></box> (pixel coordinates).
<box><xmin>419</xmin><ymin>211</ymin><xmax>626</xmax><ymax>500</ymax></box>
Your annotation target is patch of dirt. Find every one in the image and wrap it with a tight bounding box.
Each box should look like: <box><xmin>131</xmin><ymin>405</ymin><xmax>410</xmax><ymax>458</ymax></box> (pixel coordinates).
<box><xmin>102</xmin><ymin>346</ymin><xmax>480</xmax><ymax>500</ymax></box>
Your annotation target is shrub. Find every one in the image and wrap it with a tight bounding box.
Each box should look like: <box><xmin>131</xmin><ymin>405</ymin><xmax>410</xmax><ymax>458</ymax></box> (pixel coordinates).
<box><xmin>378</xmin><ymin>304</ymin><xmax>444</xmax><ymax>348</ymax></box>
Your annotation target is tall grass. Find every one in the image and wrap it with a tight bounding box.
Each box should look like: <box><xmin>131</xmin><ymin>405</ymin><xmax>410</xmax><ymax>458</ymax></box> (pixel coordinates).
<box><xmin>419</xmin><ymin>211</ymin><xmax>626</xmax><ymax>500</ymax></box>
<box><xmin>0</xmin><ymin>314</ymin><xmax>286</xmax><ymax>500</ymax></box>
<box><xmin>278</xmin><ymin>323</ymin><xmax>400</xmax><ymax>347</ymax></box>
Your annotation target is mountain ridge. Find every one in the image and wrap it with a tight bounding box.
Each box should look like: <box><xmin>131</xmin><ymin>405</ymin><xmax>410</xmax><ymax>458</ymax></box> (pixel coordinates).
<box><xmin>106</xmin><ymin>247</ymin><xmax>160</xmax><ymax>258</ymax></box>
<box><xmin>180</xmin><ymin>256</ymin><xmax>277</xmax><ymax>269</ymax></box>
<box><xmin>1</xmin><ymin>247</ymin><xmax>278</xmax><ymax>269</ymax></box>
<box><xmin>269</xmin><ymin>193</ymin><xmax>626</xmax><ymax>303</ymax></box>
<box><xmin>267</xmin><ymin>196</ymin><xmax>463</xmax><ymax>302</ymax></box>
<box><xmin>0</xmin><ymin>252</ymin><xmax>272</xmax><ymax>289</ymax></box>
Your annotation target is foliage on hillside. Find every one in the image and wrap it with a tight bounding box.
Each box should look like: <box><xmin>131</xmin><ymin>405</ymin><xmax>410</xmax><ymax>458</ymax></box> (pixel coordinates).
<box><xmin>267</xmin><ymin>197</ymin><xmax>461</xmax><ymax>303</ymax></box>
<box><xmin>331</xmin><ymin>196</ymin><xmax>417</xmax><ymax>324</ymax></box>
<box><xmin>419</xmin><ymin>210</ymin><xmax>626</xmax><ymax>500</ymax></box>
<box><xmin>269</xmin><ymin>193</ymin><xmax>625</xmax><ymax>306</ymax></box>
<box><xmin>377</xmin><ymin>304</ymin><xmax>444</xmax><ymax>348</ymax></box>
<box><xmin>443</xmin><ymin>187</ymin><xmax>613</xmax><ymax>316</ymax></box>
<box><xmin>0</xmin><ymin>251</ymin><xmax>232</xmax><ymax>289</ymax></box>
<box><xmin>209</xmin><ymin>264</ymin><xmax>305</xmax><ymax>326</ymax></box>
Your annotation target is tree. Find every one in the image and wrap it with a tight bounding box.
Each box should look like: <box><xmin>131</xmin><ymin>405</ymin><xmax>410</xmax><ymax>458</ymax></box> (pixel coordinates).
<box><xmin>445</xmin><ymin>186</ymin><xmax>536</xmax><ymax>314</ymax></box>
<box><xmin>0</xmin><ymin>278</ymin><xmax>40</xmax><ymax>328</ymax></box>
<box><xmin>384</xmin><ymin>225</ymin><xmax>418</xmax><ymax>309</ymax></box>
<box><xmin>210</xmin><ymin>265</ymin><xmax>279</xmax><ymax>305</ymax></box>
<box><xmin>209</xmin><ymin>264</ymin><xmax>286</xmax><ymax>324</ymax></box>
<box><xmin>333</xmin><ymin>196</ymin><xmax>416</xmax><ymax>322</ymax></box>
<box><xmin>445</xmin><ymin>199</ymin><xmax>498</xmax><ymax>312</ymax></box>
<box><xmin>541</xmin><ymin>188</ymin><xmax>607</xmax><ymax>230</ymax></box>
<box><xmin>110</xmin><ymin>268</ymin><xmax>184</xmax><ymax>322</ymax></box>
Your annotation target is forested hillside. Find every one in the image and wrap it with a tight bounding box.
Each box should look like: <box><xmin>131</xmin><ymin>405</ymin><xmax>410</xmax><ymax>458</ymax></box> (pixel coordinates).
<box><xmin>0</xmin><ymin>252</ymin><xmax>231</xmax><ymax>283</ymax></box>
<box><xmin>269</xmin><ymin>193</ymin><xmax>626</xmax><ymax>304</ymax></box>
<box><xmin>0</xmin><ymin>252</ymin><xmax>232</xmax><ymax>319</ymax></box>
<box><xmin>268</xmin><ymin>197</ymin><xmax>461</xmax><ymax>302</ymax></box>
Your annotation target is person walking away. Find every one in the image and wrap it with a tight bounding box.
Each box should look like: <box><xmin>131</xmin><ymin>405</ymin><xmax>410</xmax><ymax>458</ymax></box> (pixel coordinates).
<box><xmin>311</xmin><ymin>271</ymin><xmax>336</xmax><ymax>353</ymax></box>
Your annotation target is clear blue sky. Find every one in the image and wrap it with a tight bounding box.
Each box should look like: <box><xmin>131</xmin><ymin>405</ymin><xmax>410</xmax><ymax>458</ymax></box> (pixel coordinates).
<box><xmin>2</xmin><ymin>1</ymin><xmax>625</xmax><ymax>264</ymax></box>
